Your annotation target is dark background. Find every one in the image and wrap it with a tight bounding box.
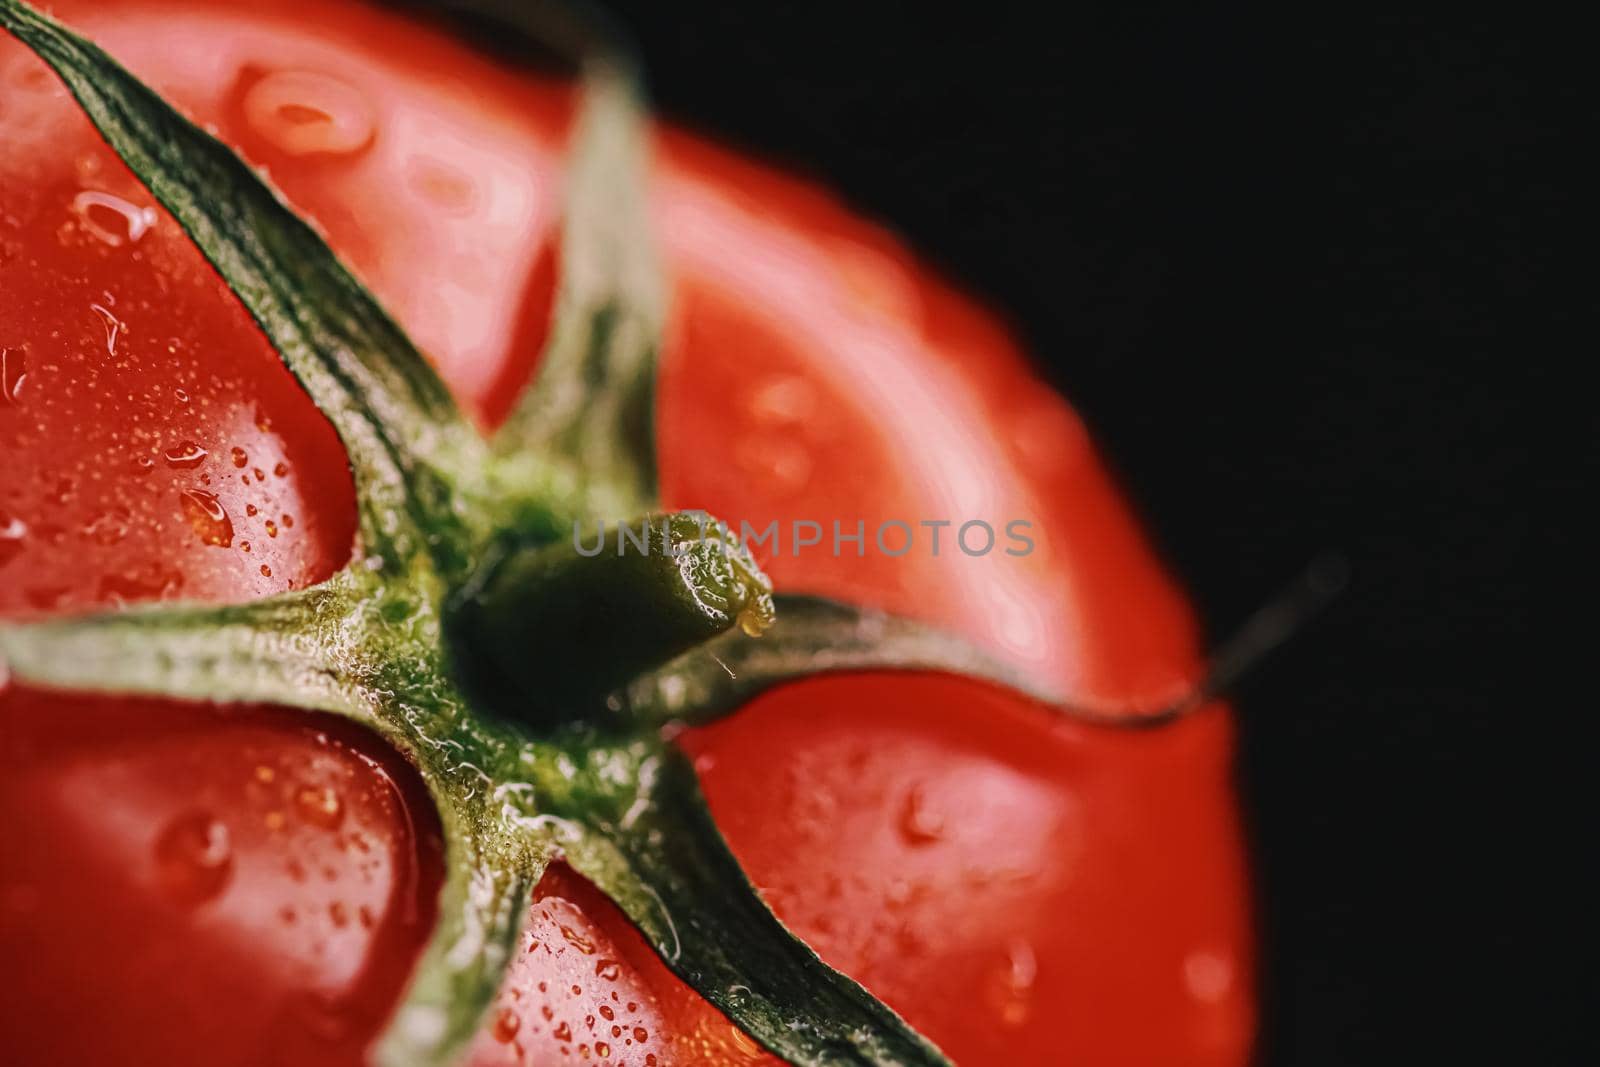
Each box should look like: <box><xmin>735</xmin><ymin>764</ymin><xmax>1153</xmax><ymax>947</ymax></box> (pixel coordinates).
<box><xmin>598</xmin><ymin>6</ymin><xmax>1568</xmax><ymax>1065</ymax></box>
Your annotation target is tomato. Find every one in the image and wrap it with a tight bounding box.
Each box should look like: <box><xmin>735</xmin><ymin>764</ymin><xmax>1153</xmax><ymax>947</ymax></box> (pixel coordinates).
<box><xmin>0</xmin><ymin>1</ymin><xmax>1252</xmax><ymax>1064</ymax></box>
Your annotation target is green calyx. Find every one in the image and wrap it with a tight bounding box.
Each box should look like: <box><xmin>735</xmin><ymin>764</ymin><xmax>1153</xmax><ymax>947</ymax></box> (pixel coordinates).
<box><xmin>0</xmin><ymin>2</ymin><xmax>1216</xmax><ymax>1065</ymax></box>
<box><xmin>461</xmin><ymin>512</ymin><xmax>776</xmax><ymax>719</ymax></box>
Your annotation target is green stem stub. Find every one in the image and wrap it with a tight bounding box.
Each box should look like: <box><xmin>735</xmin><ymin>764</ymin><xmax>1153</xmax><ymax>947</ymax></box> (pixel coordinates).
<box><xmin>463</xmin><ymin>512</ymin><xmax>775</xmax><ymax>718</ymax></box>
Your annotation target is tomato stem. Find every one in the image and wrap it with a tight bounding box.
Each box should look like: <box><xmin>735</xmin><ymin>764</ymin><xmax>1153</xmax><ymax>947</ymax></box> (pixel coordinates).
<box><xmin>459</xmin><ymin>511</ymin><xmax>774</xmax><ymax>718</ymax></box>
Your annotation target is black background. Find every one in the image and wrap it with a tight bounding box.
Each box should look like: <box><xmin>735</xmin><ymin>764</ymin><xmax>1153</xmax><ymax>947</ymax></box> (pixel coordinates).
<box><xmin>598</xmin><ymin>6</ymin><xmax>1568</xmax><ymax>1065</ymax></box>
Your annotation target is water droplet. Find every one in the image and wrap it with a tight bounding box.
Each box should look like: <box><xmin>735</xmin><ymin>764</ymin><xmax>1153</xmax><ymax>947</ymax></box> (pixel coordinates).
<box><xmin>253</xmin><ymin>467</ymin><xmax>266</xmax><ymax>482</ymax></box>
<box><xmin>273</xmin><ymin>461</ymin><xmax>289</xmax><ymax>477</ymax></box>
<box><xmin>598</xmin><ymin>1005</ymin><xmax>614</xmax><ymax>1022</ymax></box>
<box><xmin>71</xmin><ymin>190</ymin><xmax>157</xmax><ymax>247</ymax></box>
<box><xmin>407</xmin><ymin>157</ymin><xmax>479</xmax><ymax>215</ymax></box>
<box><xmin>0</xmin><ymin>511</ymin><xmax>27</xmax><ymax>570</ymax></box>
<box><xmin>89</xmin><ymin>303</ymin><xmax>121</xmax><ymax>355</ymax></box>
<box><xmin>728</xmin><ymin>1026</ymin><xmax>763</xmax><ymax>1055</ymax></box>
<box><xmin>163</xmin><ymin>441</ymin><xmax>208</xmax><ymax>468</ymax></box>
<box><xmin>329</xmin><ymin>901</ymin><xmax>349</xmax><ymax>927</ymax></box>
<box><xmin>983</xmin><ymin>940</ymin><xmax>1036</xmax><ymax>1027</ymax></box>
<box><xmin>1</xmin><ymin>346</ymin><xmax>26</xmax><ymax>405</ymax></box>
<box><xmin>492</xmin><ymin>1008</ymin><xmax>521</xmax><ymax>1043</ymax></box>
<box><xmin>898</xmin><ymin>783</ymin><xmax>946</xmax><ymax>845</ymax></box>
<box><xmin>281</xmin><ymin>513</ymin><xmax>295</xmax><ymax>528</ymax></box>
<box><xmin>242</xmin><ymin>70</ymin><xmax>376</xmax><ymax>157</ymax></box>
<box><xmin>747</xmin><ymin>375</ymin><xmax>817</xmax><ymax>424</ymax></box>
<box><xmin>173</xmin><ymin>388</ymin><xmax>190</xmax><ymax>404</ymax></box>
<box><xmin>260</xmin><ymin>564</ymin><xmax>272</xmax><ymax>577</ymax></box>
<box><xmin>231</xmin><ymin>446</ymin><xmax>248</xmax><ymax>468</ymax></box>
<box><xmin>130</xmin><ymin>454</ymin><xmax>155</xmax><ymax>475</ymax></box>
<box><xmin>264</xmin><ymin>519</ymin><xmax>278</xmax><ymax>538</ymax></box>
<box><xmin>560</xmin><ymin>924</ymin><xmax>596</xmax><ymax>955</ymax></box>
<box><xmin>594</xmin><ymin>959</ymin><xmax>621</xmax><ymax>981</ymax></box>
<box><xmin>153</xmin><ymin>813</ymin><xmax>232</xmax><ymax>905</ymax></box>
<box><xmin>245</xmin><ymin>503</ymin><xmax>259</xmax><ymax>516</ymax></box>
<box><xmin>595</xmin><ymin>1041</ymin><xmax>610</xmax><ymax>1058</ymax></box>
<box><xmin>179</xmin><ymin>489</ymin><xmax>233</xmax><ymax>547</ymax></box>
<box><xmin>81</xmin><ymin>508</ymin><xmax>129</xmax><ymax>546</ymax></box>
<box><xmin>1183</xmin><ymin>950</ymin><xmax>1234</xmax><ymax>1004</ymax></box>
<box><xmin>633</xmin><ymin>1026</ymin><xmax>648</xmax><ymax>1043</ymax></box>
<box><xmin>294</xmin><ymin>784</ymin><xmax>344</xmax><ymax>829</ymax></box>
<box><xmin>734</xmin><ymin>435</ymin><xmax>812</xmax><ymax>495</ymax></box>
<box><xmin>553</xmin><ymin>1021</ymin><xmax>573</xmax><ymax>1042</ymax></box>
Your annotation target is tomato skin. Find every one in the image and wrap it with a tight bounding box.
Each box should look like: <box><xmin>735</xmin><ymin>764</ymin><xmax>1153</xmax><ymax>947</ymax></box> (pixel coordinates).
<box><xmin>2</xmin><ymin>2</ymin><xmax>1251</xmax><ymax>1065</ymax></box>
<box><xmin>0</xmin><ymin>689</ymin><xmax>444</xmax><ymax>1067</ymax></box>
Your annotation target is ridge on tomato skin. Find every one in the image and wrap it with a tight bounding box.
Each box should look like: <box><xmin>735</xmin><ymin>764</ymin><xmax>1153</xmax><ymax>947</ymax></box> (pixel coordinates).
<box><xmin>0</xmin><ymin>2</ymin><xmax>1252</xmax><ymax>1065</ymax></box>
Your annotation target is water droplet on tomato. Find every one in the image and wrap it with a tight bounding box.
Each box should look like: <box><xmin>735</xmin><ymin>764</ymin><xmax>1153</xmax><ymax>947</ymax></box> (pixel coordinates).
<box><xmin>728</xmin><ymin>1025</ymin><xmax>763</xmax><ymax>1055</ymax></box>
<box><xmin>594</xmin><ymin>958</ymin><xmax>621</xmax><ymax>981</ymax></box>
<box><xmin>179</xmin><ymin>489</ymin><xmax>233</xmax><ymax>547</ymax></box>
<box><xmin>734</xmin><ymin>435</ymin><xmax>813</xmax><ymax>495</ymax></box>
<box><xmin>294</xmin><ymin>783</ymin><xmax>344</xmax><ymax>829</ymax></box>
<box><xmin>983</xmin><ymin>940</ymin><xmax>1037</xmax><ymax>1027</ymax></box>
<box><xmin>242</xmin><ymin>70</ymin><xmax>376</xmax><ymax>157</ymax></box>
<box><xmin>130</xmin><ymin>454</ymin><xmax>155</xmax><ymax>476</ymax></box>
<box><xmin>264</xmin><ymin>519</ymin><xmax>279</xmax><ymax>538</ymax></box>
<box><xmin>71</xmin><ymin>190</ymin><xmax>157</xmax><ymax>247</ymax></box>
<box><xmin>153</xmin><ymin>813</ymin><xmax>233</xmax><ymax>906</ymax></box>
<box><xmin>553</xmin><ymin>1021</ymin><xmax>574</xmax><ymax>1042</ymax></box>
<box><xmin>747</xmin><ymin>375</ymin><xmax>818</xmax><ymax>424</ymax></box>
<box><xmin>595</xmin><ymin>1041</ymin><xmax>611</xmax><ymax>1058</ymax></box>
<box><xmin>1</xmin><ymin>346</ymin><xmax>26</xmax><ymax>405</ymax></box>
<box><xmin>898</xmin><ymin>783</ymin><xmax>946</xmax><ymax>845</ymax></box>
<box><xmin>560</xmin><ymin>923</ymin><xmax>596</xmax><ymax>955</ymax></box>
<box><xmin>81</xmin><ymin>508</ymin><xmax>130</xmax><ymax>546</ymax></box>
<box><xmin>230</xmin><ymin>446</ymin><xmax>248</xmax><ymax>468</ymax></box>
<box><xmin>493</xmin><ymin>1008</ymin><xmax>521</xmax><ymax>1043</ymax></box>
<box><xmin>1183</xmin><ymin>950</ymin><xmax>1234</xmax><ymax>1004</ymax></box>
<box><xmin>163</xmin><ymin>441</ymin><xmax>208</xmax><ymax>468</ymax></box>
<box><xmin>89</xmin><ymin>303</ymin><xmax>121</xmax><ymax>355</ymax></box>
<box><xmin>0</xmin><ymin>511</ymin><xmax>27</xmax><ymax>570</ymax></box>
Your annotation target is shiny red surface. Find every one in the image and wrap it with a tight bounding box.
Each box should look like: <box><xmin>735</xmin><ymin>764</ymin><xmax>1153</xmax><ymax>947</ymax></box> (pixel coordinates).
<box><xmin>0</xmin><ymin>1</ymin><xmax>1251</xmax><ymax>1063</ymax></box>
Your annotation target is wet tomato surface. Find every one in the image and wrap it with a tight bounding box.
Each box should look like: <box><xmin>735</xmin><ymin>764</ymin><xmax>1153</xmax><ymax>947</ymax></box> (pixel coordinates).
<box><xmin>0</xmin><ymin>1</ymin><xmax>1252</xmax><ymax>1063</ymax></box>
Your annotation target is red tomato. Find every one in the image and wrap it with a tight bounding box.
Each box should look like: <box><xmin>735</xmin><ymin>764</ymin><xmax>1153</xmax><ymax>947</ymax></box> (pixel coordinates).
<box><xmin>0</xmin><ymin>1</ymin><xmax>1252</xmax><ymax>1064</ymax></box>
